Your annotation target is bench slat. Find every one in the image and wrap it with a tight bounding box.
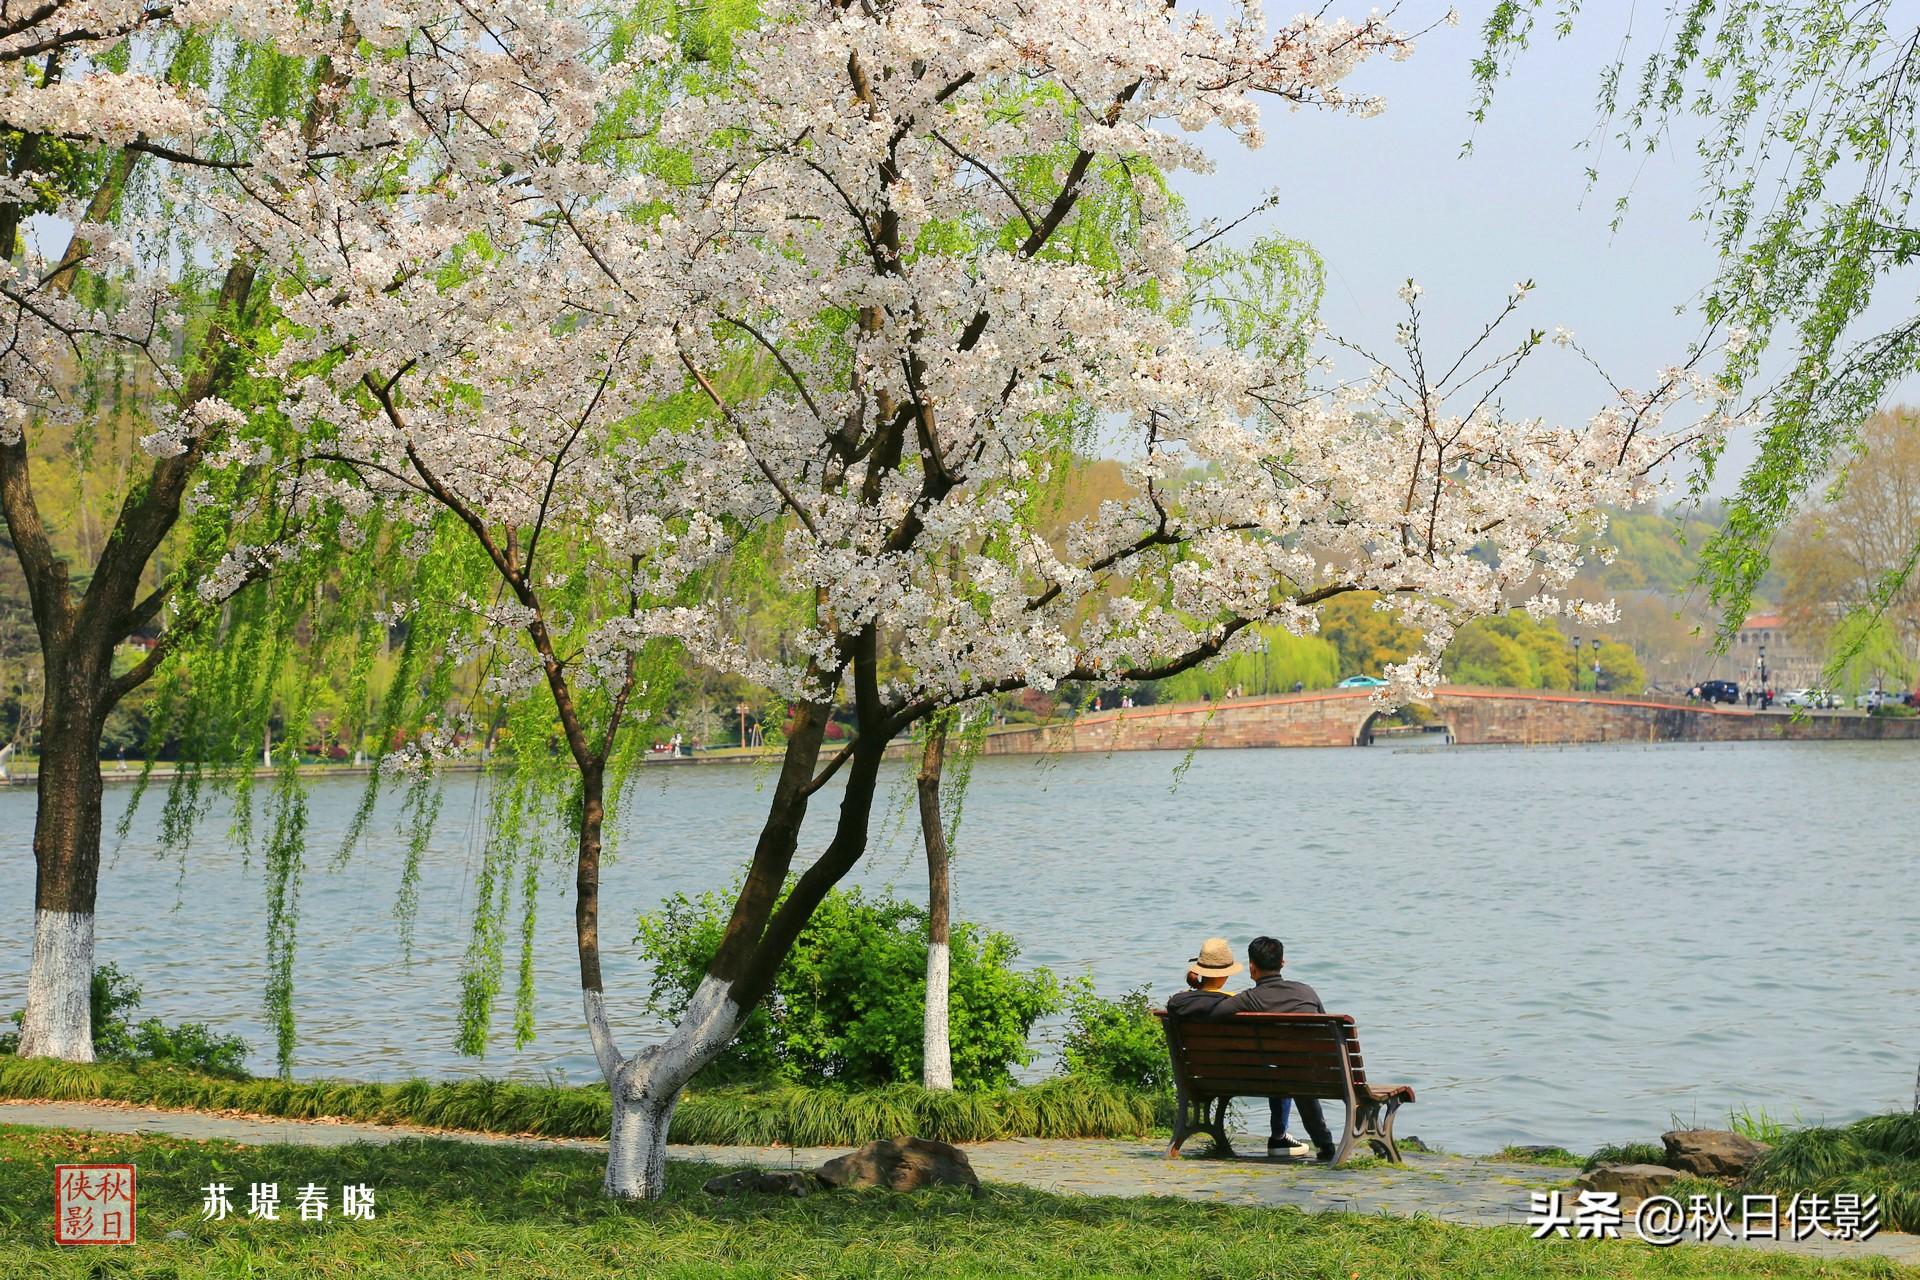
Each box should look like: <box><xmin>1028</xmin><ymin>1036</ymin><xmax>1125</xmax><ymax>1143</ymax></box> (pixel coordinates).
<box><xmin>1179</xmin><ymin>1049</ymin><xmax>1350</xmax><ymax>1070</ymax></box>
<box><xmin>1183</xmin><ymin>1061</ymin><xmax>1350</xmax><ymax>1081</ymax></box>
<box><xmin>1182</xmin><ymin>1071</ymin><xmax>1340</xmax><ymax>1088</ymax></box>
<box><xmin>1184</xmin><ymin>1078</ymin><xmax>1349</xmax><ymax>1100</ymax></box>
<box><xmin>1175</xmin><ymin>1028</ymin><xmax>1344</xmax><ymax>1051</ymax></box>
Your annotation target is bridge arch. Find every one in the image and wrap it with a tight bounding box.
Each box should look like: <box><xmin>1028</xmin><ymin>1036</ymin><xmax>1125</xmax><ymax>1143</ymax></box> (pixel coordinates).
<box><xmin>1356</xmin><ymin>708</ymin><xmax>1454</xmax><ymax>747</ymax></box>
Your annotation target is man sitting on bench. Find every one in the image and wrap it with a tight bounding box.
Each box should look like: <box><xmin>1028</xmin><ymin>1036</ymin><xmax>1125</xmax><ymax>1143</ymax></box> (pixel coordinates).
<box><xmin>1206</xmin><ymin>935</ymin><xmax>1337</xmax><ymax>1163</ymax></box>
<box><xmin>1165</xmin><ymin>936</ymin><xmax>1318</xmax><ymax>1160</ymax></box>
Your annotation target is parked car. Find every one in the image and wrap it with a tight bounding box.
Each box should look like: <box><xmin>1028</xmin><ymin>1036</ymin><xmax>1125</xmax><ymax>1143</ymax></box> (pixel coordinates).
<box><xmin>1778</xmin><ymin>688</ymin><xmax>1838</xmax><ymax>709</ymax></box>
<box><xmin>1856</xmin><ymin>689</ymin><xmax>1904</xmax><ymax>710</ymax></box>
<box><xmin>1698</xmin><ymin>679</ymin><xmax>1740</xmax><ymax>704</ymax></box>
<box><xmin>1336</xmin><ymin>675</ymin><xmax>1387</xmax><ymax>688</ymax></box>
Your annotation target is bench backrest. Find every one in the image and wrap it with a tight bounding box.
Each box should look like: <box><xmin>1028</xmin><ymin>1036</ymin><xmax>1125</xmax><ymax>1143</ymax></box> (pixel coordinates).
<box><xmin>1155</xmin><ymin>1011</ymin><xmax>1368</xmax><ymax>1103</ymax></box>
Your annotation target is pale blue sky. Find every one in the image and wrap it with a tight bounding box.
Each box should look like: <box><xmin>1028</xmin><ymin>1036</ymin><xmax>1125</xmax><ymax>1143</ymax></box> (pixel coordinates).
<box><xmin>1177</xmin><ymin>1</ymin><xmax>1804</xmax><ymax>496</ymax></box>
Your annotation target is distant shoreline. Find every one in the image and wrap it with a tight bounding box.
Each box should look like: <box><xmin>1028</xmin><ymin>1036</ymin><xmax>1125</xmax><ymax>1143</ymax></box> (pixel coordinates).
<box><xmin>5</xmin><ymin>686</ymin><xmax>1915</xmax><ymax>787</ymax></box>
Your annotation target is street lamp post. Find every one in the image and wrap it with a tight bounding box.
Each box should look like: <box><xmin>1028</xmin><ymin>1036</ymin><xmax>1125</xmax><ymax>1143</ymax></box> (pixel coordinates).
<box><xmin>1590</xmin><ymin>636</ymin><xmax>1601</xmax><ymax>693</ymax></box>
<box><xmin>1757</xmin><ymin>644</ymin><xmax>1768</xmax><ymax>708</ymax></box>
<box><xmin>1572</xmin><ymin>634</ymin><xmax>1581</xmax><ymax>691</ymax></box>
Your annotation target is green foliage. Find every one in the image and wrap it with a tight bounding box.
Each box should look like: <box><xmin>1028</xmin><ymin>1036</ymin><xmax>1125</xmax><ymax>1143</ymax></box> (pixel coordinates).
<box><xmin>1582</xmin><ymin>1142</ymin><xmax>1666</xmax><ymax>1171</ymax></box>
<box><xmin>1748</xmin><ymin>1113</ymin><xmax>1920</xmax><ymax>1233</ymax></box>
<box><xmin>0</xmin><ymin>1056</ymin><xmax>610</xmax><ymax>1137</ymax></box>
<box><xmin>0</xmin><ymin>964</ymin><xmax>248</xmax><ymax>1076</ymax></box>
<box><xmin>673</xmin><ymin>1077</ymin><xmax>1159</xmax><ymax>1146</ymax></box>
<box><xmin>1057</xmin><ymin>984</ymin><xmax>1171</xmax><ymax>1096</ymax></box>
<box><xmin>118</xmin><ymin>1021</ymin><xmax>251</xmax><ymax>1079</ymax></box>
<box><xmin>1823</xmin><ymin>612</ymin><xmax>1915</xmax><ymax>697</ymax></box>
<box><xmin>1444</xmin><ymin>613</ymin><xmax>1646</xmax><ymax>694</ymax></box>
<box><xmin>1179</xmin><ymin>234</ymin><xmax>1326</xmax><ymax>373</ymax></box>
<box><xmin>1152</xmin><ymin>625</ymin><xmax>1340</xmax><ymax>700</ymax></box>
<box><xmin>1493</xmin><ymin>1145</ymin><xmax>1584</xmax><ymax>1167</ymax></box>
<box><xmin>86</xmin><ymin>963</ymin><xmax>145</xmax><ymax>1054</ymax></box>
<box><xmin>1727</xmin><ymin>1105</ymin><xmax>1792</xmax><ymax>1147</ymax></box>
<box><xmin>1444</xmin><ymin>621</ymin><xmax>1536</xmax><ymax>690</ymax></box>
<box><xmin>1593</xmin><ymin>641</ymin><xmax>1645</xmax><ymax>695</ymax></box>
<box><xmin>0</xmin><ymin>1057</ymin><xmax>1158</xmax><ymax>1145</ymax></box>
<box><xmin>636</xmin><ymin>884</ymin><xmax>1061</xmax><ymax>1089</ymax></box>
<box><xmin>1316</xmin><ymin>593</ymin><xmax>1421</xmax><ymax>679</ymax></box>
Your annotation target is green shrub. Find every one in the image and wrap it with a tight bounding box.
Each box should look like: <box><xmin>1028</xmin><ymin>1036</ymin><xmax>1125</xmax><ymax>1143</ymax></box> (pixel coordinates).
<box><xmin>1057</xmin><ymin>982</ymin><xmax>1171</xmax><ymax>1094</ymax></box>
<box><xmin>635</xmin><ymin>883</ymin><xmax>1060</xmax><ymax>1089</ymax></box>
<box><xmin>1747</xmin><ymin>1112</ymin><xmax>1920</xmax><ymax>1232</ymax></box>
<box><xmin>1493</xmin><ymin>1145</ymin><xmax>1583</xmax><ymax>1166</ymax></box>
<box><xmin>0</xmin><ymin>963</ymin><xmax>249</xmax><ymax>1076</ymax></box>
<box><xmin>122</xmin><ymin>1018</ymin><xmax>250</xmax><ymax>1076</ymax></box>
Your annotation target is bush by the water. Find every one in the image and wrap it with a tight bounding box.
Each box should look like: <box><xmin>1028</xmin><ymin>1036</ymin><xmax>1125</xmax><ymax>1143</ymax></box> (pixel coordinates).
<box><xmin>0</xmin><ymin>963</ymin><xmax>249</xmax><ymax>1076</ymax></box>
<box><xmin>636</xmin><ymin>883</ymin><xmax>1059</xmax><ymax>1088</ymax></box>
<box><xmin>1057</xmin><ymin>983</ymin><xmax>1170</xmax><ymax>1095</ymax></box>
<box><xmin>1747</xmin><ymin>1112</ymin><xmax>1920</xmax><ymax>1232</ymax></box>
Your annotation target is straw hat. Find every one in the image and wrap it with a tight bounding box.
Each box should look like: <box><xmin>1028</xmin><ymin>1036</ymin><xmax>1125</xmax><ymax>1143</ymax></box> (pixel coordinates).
<box><xmin>1189</xmin><ymin>937</ymin><xmax>1243</xmax><ymax>977</ymax></box>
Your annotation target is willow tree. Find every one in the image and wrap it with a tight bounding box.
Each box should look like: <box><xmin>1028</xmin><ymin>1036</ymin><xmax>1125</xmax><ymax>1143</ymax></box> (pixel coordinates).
<box><xmin>210</xmin><ymin>0</ymin><xmax>781</xmax><ymax>1074</ymax></box>
<box><xmin>1476</xmin><ymin>1</ymin><xmax>1920</xmax><ymax>642</ymax></box>
<box><xmin>0</xmin><ymin>3</ymin><xmax>376</xmax><ymax>1061</ymax></box>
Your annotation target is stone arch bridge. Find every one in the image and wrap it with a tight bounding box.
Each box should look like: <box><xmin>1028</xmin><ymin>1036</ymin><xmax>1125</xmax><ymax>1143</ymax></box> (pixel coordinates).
<box><xmin>955</xmin><ymin>687</ymin><xmax>1920</xmax><ymax>755</ymax></box>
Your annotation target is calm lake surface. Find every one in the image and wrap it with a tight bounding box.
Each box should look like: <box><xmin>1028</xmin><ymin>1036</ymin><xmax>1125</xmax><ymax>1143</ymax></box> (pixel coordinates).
<box><xmin>4</xmin><ymin>740</ymin><xmax>1917</xmax><ymax>1154</ymax></box>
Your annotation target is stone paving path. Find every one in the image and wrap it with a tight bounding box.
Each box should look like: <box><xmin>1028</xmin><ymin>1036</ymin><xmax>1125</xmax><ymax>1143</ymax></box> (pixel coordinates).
<box><xmin>4</xmin><ymin>1101</ymin><xmax>1916</xmax><ymax>1270</ymax></box>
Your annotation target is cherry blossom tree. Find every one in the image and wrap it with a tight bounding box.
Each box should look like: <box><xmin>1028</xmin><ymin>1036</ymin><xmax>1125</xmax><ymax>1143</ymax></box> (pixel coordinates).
<box><xmin>269</xmin><ymin>0</ymin><xmax>1732</xmax><ymax>1200</ymax></box>
<box><xmin>216</xmin><ymin>0</ymin><xmax>753</xmax><ymax>1078</ymax></box>
<box><xmin>597</xmin><ymin>0</ymin><xmax>1734</xmax><ymax>1199</ymax></box>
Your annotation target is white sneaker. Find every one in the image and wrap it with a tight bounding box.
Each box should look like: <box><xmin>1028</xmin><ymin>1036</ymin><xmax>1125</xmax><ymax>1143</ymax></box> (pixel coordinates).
<box><xmin>1267</xmin><ymin>1134</ymin><xmax>1311</xmax><ymax>1158</ymax></box>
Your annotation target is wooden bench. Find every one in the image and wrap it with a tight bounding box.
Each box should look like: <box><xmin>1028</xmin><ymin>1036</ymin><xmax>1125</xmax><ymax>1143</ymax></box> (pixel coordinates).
<box><xmin>1155</xmin><ymin>1010</ymin><xmax>1417</xmax><ymax>1164</ymax></box>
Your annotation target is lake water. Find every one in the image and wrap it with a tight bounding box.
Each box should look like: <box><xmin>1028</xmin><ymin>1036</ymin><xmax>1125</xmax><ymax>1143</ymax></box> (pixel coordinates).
<box><xmin>3</xmin><ymin>740</ymin><xmax>1917</xmax><ymax>1155</ymax></box>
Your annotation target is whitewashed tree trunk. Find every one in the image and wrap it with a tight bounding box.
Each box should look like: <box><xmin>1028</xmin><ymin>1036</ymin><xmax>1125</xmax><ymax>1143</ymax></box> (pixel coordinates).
<box><xmin>922</xmin><ymin>940</ymin><xmax>952</xmax><ymax>1090</ymax></box>
<box><xmin>605</xmin><ymin>1079</ymin><xmax>680</xmax><ymax>1201</ymax></box>
<box><xmin>598</xmin><ymin>975</ymin><xmax>743</xmax><ymax>1200</ymax></box>
<box><xmin>20</xmin><ymin>909</ymin><xmax>95</xmax><ymax>1060</ymax></box>
<box><xmin>20</xmin><ymin>700</ymin><xmax>106</xmax><ymax>1062</ymax></box>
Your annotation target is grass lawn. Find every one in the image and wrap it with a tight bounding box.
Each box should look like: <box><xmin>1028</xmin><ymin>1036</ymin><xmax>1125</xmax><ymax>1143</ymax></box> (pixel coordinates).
<box><xmin>0</xmin><ymin>1126</ymin><xmax>1911</xmax><ymax>1279</ymax></box>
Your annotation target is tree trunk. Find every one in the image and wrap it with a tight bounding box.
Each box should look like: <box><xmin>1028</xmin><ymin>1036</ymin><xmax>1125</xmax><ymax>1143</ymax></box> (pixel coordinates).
<box><xmin>601</xmin><ymin>974</ymin><xmax>743</xmax><ymax>1199</ymax></box>
<box><xmin>918</xmin><ymin>718</ymin><xmax>953</xmax><ymax>1090</ymax></box>
<box><xmin>19</xmin><ymin>676</ymin><xmax>106</xmax><ymax>1061</ymax></box>
<box><xmin>589</xmin><ymin>711</ymin><xmax>878</xmax><ymax>1200</ymax></box>
<box><xmin>605</xmin><ymin>1085</ymin><xmax>676</xmax><ymax>1201</ymax></box>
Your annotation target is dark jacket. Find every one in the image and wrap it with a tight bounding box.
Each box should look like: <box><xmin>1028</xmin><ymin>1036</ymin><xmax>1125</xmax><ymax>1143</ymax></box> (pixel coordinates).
<box><xmin>1207</xmin><ymin>973</ymin><xmax>1324</xmax><ymax>1018</ymax></box>
<box><xmin>1165</xmin><ymin>987</ymin><xmax>1231</xmax><ymax>1019</ymax></box>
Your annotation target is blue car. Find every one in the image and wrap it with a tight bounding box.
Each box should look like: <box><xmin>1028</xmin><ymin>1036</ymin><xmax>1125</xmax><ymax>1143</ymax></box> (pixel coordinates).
<box><xmin>1337</xmin><ymin>675</ymin><xmax>1387</xmax><ymax>689</ymax></box>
